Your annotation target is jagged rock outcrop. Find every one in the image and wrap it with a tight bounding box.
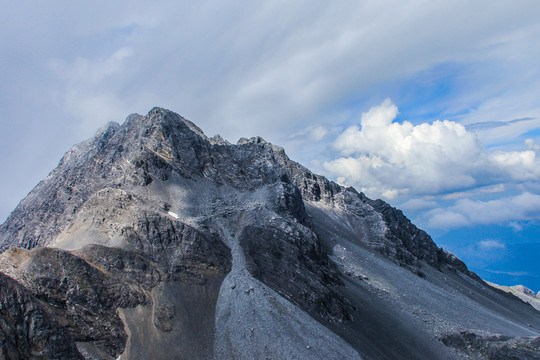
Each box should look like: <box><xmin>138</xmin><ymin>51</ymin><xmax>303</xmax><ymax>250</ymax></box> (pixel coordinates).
<box><xmin>0</xmin><ymin>246</ymin><xmax>149</xmax><ymax>358</ymax></box>
<box><xmin>0</xmin><ymin>107</ymin><xmax>539</xmax><ymax>359</ymax></box>
<box><xmin>240</xmin><ymin>225</ymin><xmax>354</xmax><ymax>323</ymax></box>
<box><xmin>0</xmin><ymin>272</ymin><xmax>83</xmax><ymax>360</ymax></box>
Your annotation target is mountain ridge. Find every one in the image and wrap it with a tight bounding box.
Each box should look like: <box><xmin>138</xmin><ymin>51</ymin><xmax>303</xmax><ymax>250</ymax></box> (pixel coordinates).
<box><xmin>1</xmin><ymin>107</ymin><xmax>539</xmax><ymax>359</ymax></box>
<box><xmin>0</xmin><ymin>107</ymin><xmax>477</xmax><ymax>279</ymax></box>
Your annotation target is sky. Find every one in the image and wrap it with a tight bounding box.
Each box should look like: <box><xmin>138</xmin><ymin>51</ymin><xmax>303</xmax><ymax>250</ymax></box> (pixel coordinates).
<box><xmin>1</xmin><ymin>1</ymin><xmax>539</xmax><ymax>291</ymax></box>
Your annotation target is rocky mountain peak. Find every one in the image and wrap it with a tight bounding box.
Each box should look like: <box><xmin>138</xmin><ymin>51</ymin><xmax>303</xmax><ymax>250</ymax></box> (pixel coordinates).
<box><xmin>1</xmin><ymin>108</ymin><xmax>539</xmax><ymax>360</ymax></box>
<box><xmin>237</xmin><ymin>136</ymin><xmax>268</xmax><ymax>145</ymax></box>
<box><xmin>511</xmin><ymin>285</ymin><xmax>538</xmax><ymax>298</ymax></box>
<box><xmin>0</xmin><ymin>107</ymin><xmax>476</xmax><ymax>272</ymax></box>
<box><xmin>209</xmin><ymin>134</ymin><xmax>230</xmax><ymax>145</ymax></box>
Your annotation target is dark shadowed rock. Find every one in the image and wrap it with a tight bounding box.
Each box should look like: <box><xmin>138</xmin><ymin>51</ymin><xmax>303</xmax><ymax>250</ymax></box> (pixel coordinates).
<box><xmin>0</xmin><ymin>272</ymin><xmax>82</xmax><ymax>360</ymax></box>
<box><xmin>0</xmin><ymin>247</ymin><xmax>147</xmax><ymax>357</ymax></box>
<box><xmin>240</xmin><ymin>225</ymin><xmax>354</xmax><ymax>323</ymax></box>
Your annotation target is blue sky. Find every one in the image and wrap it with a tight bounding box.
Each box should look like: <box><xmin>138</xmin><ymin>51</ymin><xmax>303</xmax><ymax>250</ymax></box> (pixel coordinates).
<box><xmin>1</xmin><ymin>1</ymin><xmax>539</xmax><ymax>291</ymax></box>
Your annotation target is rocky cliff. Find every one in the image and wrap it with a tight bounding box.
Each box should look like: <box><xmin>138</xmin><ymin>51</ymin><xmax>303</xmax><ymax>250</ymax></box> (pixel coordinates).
<box><xmin>1</xmin><ymin>108</ymin><xmax>539</xmax><ymax>359</ymax></box>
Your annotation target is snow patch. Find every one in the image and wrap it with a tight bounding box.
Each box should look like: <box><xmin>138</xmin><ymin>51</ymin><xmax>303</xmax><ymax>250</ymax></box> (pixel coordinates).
<box><xmin>168</xmin><ymin>211</ymin><xmax>179</xmax><ymax>219</ymax></box>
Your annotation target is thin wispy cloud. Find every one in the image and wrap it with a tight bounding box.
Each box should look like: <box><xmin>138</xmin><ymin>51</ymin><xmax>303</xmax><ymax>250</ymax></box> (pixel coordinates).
<box><xmin>485</xmin><ymin>270</ymin><xmax>536</xmax><ymax>278</ymax></box>
<box><xmin>479</xmin><ymin>240</ymin><xmax>506</xmax><ymax>250</ymax></box>
<box><xmin>289</xmin><ymin>125</ymin><xmax>339</xmax><ymax>143</ymax></box>
<box><xmin>465</xmin><ymin>117</ymin><xmax>536</xmax><ymax>132</ymax></box>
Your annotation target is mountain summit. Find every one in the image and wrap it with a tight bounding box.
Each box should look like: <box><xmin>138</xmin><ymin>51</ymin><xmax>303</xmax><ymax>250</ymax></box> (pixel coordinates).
<box><xmin>1</xmin><ymin>108</ymin><xmax>539</xmax><ymax>359</ymax></box>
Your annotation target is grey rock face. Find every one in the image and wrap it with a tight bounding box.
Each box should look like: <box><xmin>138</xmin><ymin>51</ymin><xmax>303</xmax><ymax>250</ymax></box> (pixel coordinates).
<box><xmin>0</xmin><ymin>107</ymin><xmax>539</xmax><ymax>359</ymax></box>
<box><xmin>0</xmin><ymin>272</ymin><xmax>82</xmax><ymax>360</ymax></box>
<box><xmin>0</xmin><ymin>247</ymin><xmax>148</xmax><ymax>358</ymax></box>
<box><xmin>240</xmin><ymin>225</ymin><xmax>354</xmax><ymax>323</ymax></box>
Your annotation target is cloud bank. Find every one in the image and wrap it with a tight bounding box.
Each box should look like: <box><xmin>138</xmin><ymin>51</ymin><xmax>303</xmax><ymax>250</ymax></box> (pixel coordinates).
<box><xmin>426</xmin><ymin>192</ymin><xmax>540</xmax><ymax>229</ymax></box>
<box><xmin>324</xmin><ymin>99</ymin><xmax>540</xmax><ymax>200</ymax></box>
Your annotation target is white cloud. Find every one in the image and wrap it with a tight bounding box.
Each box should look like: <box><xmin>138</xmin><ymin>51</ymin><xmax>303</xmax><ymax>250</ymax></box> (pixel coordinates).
<box><xmin>434</xmin><ymin>184</ymin><xmax>505</xmax><ymax>200</ymax></box>
<box><xmin>290</xmin><ymin>125</ymin><xmax>336</xmax><ymax>142</ymax></box>
<box><xmin>324</xmin><ymin>99</ymin><xmax>540</xmax><ymax>200</ymax></box>
<box><xmin>50</xmin><ymin>47</ymin><xmax>134</xmax><ymax>85</ymax></box>
<box><xmin>485</xmin><ymin>270</ymin><xmax>532</xmax><ymax>277</ymax></box>
<box><xmin>400</xmin><ymin>198</ymin><xmax>439</xmax><ymax>211</ymax></box>
<box><xmin>479</xmin><ymin>240</ymin><xmax>506</xmax><ymax>250</ymax></box>
<box><xmin>49</xmin><ymin>47</ymin><xmax>135</xmax><ymax>134</ymax></box>
<box><xmin>481</xmin><ymin>184</ymin><xmax>506</xmax><ymax>193</ymax></box>
<box><xmin>441</xmin><ymin>192</ymin><xmax>474</xmax><ymax>200</ymax></box>
<box><xmin>526</xmin><ymin>139</ymin><xmax>540</xmax><ymax>151</ymax></box>
<box><xmin>509</xmin><ymin>222</ymin><xmax>523</xmax><ymax>232</ymax></box>
<box><xmin>427</xmin><ymin>211</ymin><xmax>470</xmax><ymax>229</ymax></box>
<box><xmin>426</xmin><ymin>192</ymin><xmax>540</xmax><ymax>229</ymax></box>
<box><xmin>491</xmin><ymin>150</ymin><xmax>539</xmax><ymax>181</ymax></box>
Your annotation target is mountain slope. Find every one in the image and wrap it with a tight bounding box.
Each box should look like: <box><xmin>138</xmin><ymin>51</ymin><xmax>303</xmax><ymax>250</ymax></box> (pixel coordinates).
<box><xmin>487</xmin><ymin>282</ymin><xmax>540</xmax><ymax>312</ymax></box>
<box><xmin>1</xmin><ymin>108</ymin><xmax>539</xmax><ymax>359</ymax></box>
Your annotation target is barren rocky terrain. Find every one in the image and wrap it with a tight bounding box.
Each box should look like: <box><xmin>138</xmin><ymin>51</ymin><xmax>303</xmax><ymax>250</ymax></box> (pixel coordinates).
<box><xmin>1</xmin><ymin>108</ymin><xmax>539</xmax><ymax>359</ymax></box>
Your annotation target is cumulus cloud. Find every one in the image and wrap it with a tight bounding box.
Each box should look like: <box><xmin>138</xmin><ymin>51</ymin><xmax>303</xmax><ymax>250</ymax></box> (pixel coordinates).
<box><xmin>426</xmin><ymin>192</ymin><xmax>540</xmax><ymax>229</ymax></box>
<box><xmin>491</xmin><ymin>150</ymin><xmax>539</xmax><ymax>181</ymax></box>
<box><xmin>526</xmin><ymin>139</ymin><xmax>540</xmax><ymax>151</ymax></box>
<box><xmin>324</xmin><ymin>99</ymin><xmax>540</xmax><ymax>199</ymax></box>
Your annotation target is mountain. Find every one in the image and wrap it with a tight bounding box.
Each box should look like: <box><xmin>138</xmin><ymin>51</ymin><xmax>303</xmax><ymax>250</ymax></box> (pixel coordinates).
<box><xmin>487</xmin><ymin>282</ymin><xmax>540</xmax><ymax>312</ymax></box>
<box><xmin>1</xmin><ymin>108</ymin><xmax>539</xmax><ymax>360</ymax></box>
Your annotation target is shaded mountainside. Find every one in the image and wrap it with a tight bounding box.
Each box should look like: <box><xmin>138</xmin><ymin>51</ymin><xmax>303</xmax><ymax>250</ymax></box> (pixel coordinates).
<box><xmin>1</xmin><ymin>108</ymin><xmax>539</xmax><ymax>359</ymax></box>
